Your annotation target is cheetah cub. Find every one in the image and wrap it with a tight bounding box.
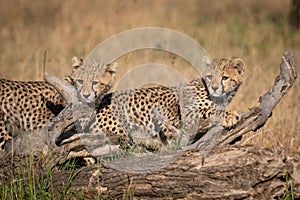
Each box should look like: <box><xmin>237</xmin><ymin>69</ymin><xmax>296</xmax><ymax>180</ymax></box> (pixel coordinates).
<box><xmin>87</xmin><ymin>58</ymin><xmax>245</xmax><ymax>151</ymax></box>
<box><xmin>0</xmin><ymin>57</ymin><xmax>117</xmax><ymax>150</ymax></box>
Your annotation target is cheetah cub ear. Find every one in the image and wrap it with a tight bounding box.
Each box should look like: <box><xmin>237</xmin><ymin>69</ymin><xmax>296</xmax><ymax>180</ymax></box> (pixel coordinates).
<box><xmin>64</xmin><ymin>56</ymin><xmax>84</xmax><ymax>85</ymax></box>
<box><xmin>231</xmin><ymin>58</ymin><xmax>245</xmax><ymax>76</ymax></box>
<box><xmin>72</xmin><ymin>56</ymin><xmax>84</xmax><ymax>69</ymax></box>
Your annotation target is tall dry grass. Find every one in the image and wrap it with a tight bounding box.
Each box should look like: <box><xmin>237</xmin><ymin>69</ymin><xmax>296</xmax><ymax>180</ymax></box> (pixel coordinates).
<box><xmin>0</xmin><ymin>0</ymin><xmax>299</xmax><ymax>154</ymax></box>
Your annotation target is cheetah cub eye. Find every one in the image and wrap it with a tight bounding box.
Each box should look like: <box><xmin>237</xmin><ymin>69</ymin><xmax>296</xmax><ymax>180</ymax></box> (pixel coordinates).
<box><xmin>206</xmin><ymin>75</ymin><xmax>213</xmax><ymax>81</ymax></box>
<box><xmin>222</xmin><ymin>75</ymin><xmax>229</xmax><ymax>81</ymax></box>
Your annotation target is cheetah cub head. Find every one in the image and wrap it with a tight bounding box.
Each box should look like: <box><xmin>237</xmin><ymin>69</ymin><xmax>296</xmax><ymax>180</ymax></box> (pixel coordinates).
<box><xmin>71</xmin><ymin>57</ymin><xmax>118</xmax><ymax>103</ymax></box>
<box><xmin>204</xmin><ymin>58</ymin><xmax>245</xmax><ymax>101</ymax></box>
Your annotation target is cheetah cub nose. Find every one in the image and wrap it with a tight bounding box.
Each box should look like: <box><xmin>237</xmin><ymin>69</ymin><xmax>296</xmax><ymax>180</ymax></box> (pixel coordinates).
<box><xmin>212</xmin><ymin>86</ymin><xmax>219</xmax><ymax>91</ymax></box>
<box><xmin>83</xmin><ymin>94</ymin><xmax>91</xmax><ymax>99</ymax></box>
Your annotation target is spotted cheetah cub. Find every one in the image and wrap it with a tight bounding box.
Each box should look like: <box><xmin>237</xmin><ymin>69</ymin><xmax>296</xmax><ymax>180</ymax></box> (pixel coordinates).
<box><xmin>0</xmin><ymin>57</ymin><xmax>118</xmax><ymax>150</ymax></box>
<box><xmin>84</xmin><ymin>58</ymin><xmax>244</xmax><ymax>151</ymax></box>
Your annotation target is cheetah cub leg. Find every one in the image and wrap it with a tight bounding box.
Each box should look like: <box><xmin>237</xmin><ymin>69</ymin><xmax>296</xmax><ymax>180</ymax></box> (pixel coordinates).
<box><xmin>0</xmin><ymin>117</ymin><xmax>12</xmax><ymax>151</ymax></box>
<box><xmin>222</xmin><ymin>110</ymin><xmax>241</xmax><ymax>129</ymax></box>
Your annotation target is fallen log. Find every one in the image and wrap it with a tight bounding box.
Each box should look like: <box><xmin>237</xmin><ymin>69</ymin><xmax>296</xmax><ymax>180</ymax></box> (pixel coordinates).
<box><xmin>50</xmin><ymin>145</ymin><xmax>300</xmax><ymax>199</ymax></box>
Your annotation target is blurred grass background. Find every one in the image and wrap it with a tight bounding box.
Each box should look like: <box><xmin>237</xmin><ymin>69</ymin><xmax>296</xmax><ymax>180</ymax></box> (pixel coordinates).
<box><xmin>0</xmin><ymin>0</ymin><xmax>299</xmax><ymax>154</ymax></box>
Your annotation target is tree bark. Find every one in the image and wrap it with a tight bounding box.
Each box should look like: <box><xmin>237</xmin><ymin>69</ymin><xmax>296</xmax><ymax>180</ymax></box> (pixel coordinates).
<box><xmin>49</xmin><ymin>145</ymin><xmax>299</xmax><ymax>199</ymax></box>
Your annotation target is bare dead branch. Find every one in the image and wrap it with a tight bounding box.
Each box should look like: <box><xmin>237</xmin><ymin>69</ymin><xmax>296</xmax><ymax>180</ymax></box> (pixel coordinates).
<box><xmin>44</xmin><ymin>72</ymin><xmax>78</xmax><ymax>104</ymax></box>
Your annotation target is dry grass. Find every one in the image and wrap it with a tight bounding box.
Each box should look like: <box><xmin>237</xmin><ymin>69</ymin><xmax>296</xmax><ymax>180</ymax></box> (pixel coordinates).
<box><xmin>0</xmin><ymin>0</ymin><xmax>299</xmax><ymax>154</ymax></box>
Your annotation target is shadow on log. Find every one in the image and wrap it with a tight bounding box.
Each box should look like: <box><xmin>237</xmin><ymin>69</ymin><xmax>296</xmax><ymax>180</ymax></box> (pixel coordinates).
<box><xmin>0</xmin><ymin>50</ymin><xmax>298</xmax><ymax>199</ymax></box>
